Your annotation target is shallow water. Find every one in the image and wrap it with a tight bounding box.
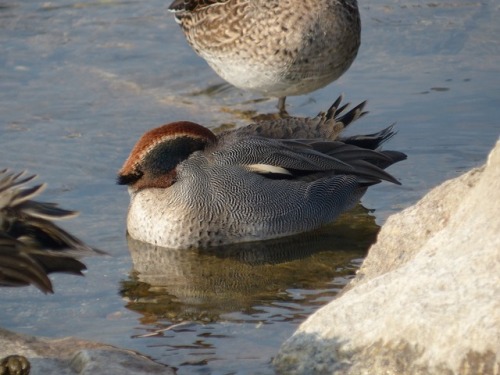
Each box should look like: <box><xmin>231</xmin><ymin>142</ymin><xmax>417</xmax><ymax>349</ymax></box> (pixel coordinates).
<box><xmin>0</xmin><ymin>0</ymin><xmax>499</xmax><ymax>374</ymax></box>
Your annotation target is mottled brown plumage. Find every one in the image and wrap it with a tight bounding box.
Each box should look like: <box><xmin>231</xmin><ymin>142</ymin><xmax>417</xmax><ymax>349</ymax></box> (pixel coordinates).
<box><xmin>169</xmin><ymin>0</ymin><xmax>361</xmax><ymax>112</ymax></box>
<box><xmin>0</xmin><ymin>170</ymin><xmax>104</xmax><ymax>294</ymax></box>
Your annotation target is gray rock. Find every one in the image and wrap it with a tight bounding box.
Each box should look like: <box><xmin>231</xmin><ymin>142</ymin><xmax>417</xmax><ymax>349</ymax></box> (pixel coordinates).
<box><xmin>0</xmin><ymin>328</ymin><xmax>175</xmax><ymax>375</ymax></box>
<box><xmin>274</xmin><ymin>140</ymin><xmax>500</xmax><ymax>375</ymax></box>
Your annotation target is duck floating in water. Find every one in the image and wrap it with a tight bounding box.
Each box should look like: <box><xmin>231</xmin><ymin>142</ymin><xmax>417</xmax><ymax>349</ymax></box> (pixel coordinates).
<box><xmin>0</xmin><ymin>170</ymin><xmax>103</xmax><ymax>294</ymax></box>
<box><xmin>118</xmin><ymin>96</ymin><xmax>406</xmax><ymax>249</ymax></box>
<box><xmin>169</xmin><ymin>0</ymin><xmax>361</xmax><ymax>113</ymax></box>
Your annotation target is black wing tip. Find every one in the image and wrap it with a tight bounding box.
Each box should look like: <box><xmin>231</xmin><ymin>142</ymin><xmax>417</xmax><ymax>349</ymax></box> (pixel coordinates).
<box><xmin>324</xmin><ymin>95</ymin><xmax>368</xmax><ymax>128</ymax></box>
<box><xmin>384</xmin><ymin>150</ymin><xmax>407</xmax><ymax>163</ymax></box>
<box><xmin>340</xmin><ymin>124</ymin><xmax>402</xmax><ymax>150</ymax></box>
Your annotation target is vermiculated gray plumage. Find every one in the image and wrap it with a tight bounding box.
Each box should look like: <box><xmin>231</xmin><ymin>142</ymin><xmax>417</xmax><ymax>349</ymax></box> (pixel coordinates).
<box><xmin>118</xmin><ymin>96</ymin><xmax>406</xmax><ymax>249</ymax></box>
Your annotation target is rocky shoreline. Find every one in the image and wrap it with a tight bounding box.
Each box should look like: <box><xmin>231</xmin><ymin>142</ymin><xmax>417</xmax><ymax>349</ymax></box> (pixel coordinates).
<box><xmin>273</xmin><ymin>140</ymin><xmax>500</xmax><ymax>374</ymax></box>
<box><xmin>2</xmin><ymin>141</ymin><xmax>498</xmax><ymax>375</ymax></box>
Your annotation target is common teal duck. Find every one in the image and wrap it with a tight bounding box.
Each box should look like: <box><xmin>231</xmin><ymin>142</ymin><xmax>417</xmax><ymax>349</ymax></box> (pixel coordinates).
<box><xmin>0</xmin><ymin>170</ymin><xmax>103</xmax><ymax>294</ymax></box>
<box><xmin>169</xmin><ymin>0</ymin><xmax>361</xmax><ymax>113</ymax></box>
<box><xmin>118</xmin><ymin>96</ymin><xmax>406</xmax><ymax>249</ymax></box>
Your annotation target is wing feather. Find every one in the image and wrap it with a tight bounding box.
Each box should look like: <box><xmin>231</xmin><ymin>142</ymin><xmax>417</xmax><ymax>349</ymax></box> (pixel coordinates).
<box><xmin>212</xmin><ymin>134</ymin><xmax>405</xmax><ymax>184</ymax></box>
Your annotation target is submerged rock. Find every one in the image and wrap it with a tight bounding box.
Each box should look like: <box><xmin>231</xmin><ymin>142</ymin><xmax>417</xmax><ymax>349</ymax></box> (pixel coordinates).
<box><xmin>0</xmin><ymin>328</ymin><xmax>175</xmax><ymax>375</ymax></box>
<box><xmin>274</xmin><ymin>140</ymin><xmax>500</xmax><ymax>375</ymax></box>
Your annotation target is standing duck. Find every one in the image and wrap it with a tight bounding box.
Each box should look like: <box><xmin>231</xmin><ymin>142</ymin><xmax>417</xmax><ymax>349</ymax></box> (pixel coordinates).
<box><xmin>169</xmin><ymin>0</ymin><xmax>361</xmax><ymax>113</ymax></box>
<box><xmin>0</xmin><ymin>170</ymin><xmax>103</xmax><ymax>294</ymax></box>
<box><xmin>118</xmin><ymin>96</ymin><xmax>406</xmax><ymax>249</ymax></box>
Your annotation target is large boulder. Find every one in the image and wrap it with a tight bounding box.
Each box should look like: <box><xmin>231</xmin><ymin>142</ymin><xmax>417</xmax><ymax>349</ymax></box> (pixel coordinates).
<box><xmin>274</xmin><ymin>140</ymin><xmax>500</xmax><ymax>375</ymax></box>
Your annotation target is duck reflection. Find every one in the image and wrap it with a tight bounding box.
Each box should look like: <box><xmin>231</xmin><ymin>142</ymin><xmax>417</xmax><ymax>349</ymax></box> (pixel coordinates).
<box><xmin>120</xmin><ymin>205</ymin><xmax>379</xmax><ymax>323</ymax></box>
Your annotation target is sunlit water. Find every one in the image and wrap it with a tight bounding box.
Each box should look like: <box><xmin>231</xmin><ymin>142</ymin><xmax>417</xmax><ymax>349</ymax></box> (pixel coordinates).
<box><xmin>1</xmin><ymin>1</ymin><xmax>499</xmax><ymax>374</ymax></box>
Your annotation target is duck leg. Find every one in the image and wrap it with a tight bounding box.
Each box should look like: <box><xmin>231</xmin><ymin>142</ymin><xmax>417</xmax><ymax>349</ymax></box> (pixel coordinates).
<box><xmin>277</xmin><ymin>96</ymin><xmax>288</xmax><ymax>117</ymax></box>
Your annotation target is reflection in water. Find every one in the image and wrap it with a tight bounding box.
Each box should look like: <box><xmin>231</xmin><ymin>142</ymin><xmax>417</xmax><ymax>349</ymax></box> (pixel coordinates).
<box><xmin>120</xmin><ymin>205</ymin><xmax>379</xmax><ymax>323</ymax></box>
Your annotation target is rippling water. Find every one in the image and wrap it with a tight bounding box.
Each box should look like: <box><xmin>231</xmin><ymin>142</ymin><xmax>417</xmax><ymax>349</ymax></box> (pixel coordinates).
<box><xmin>1</xmin><ymin>0</ymin><xmax>499</xmax><ymax>374</ymax></box>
